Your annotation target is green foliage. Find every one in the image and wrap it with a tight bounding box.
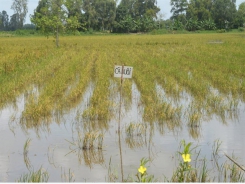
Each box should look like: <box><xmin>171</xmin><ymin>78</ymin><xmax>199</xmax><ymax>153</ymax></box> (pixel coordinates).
<box><xmin>135</xmin><ymin>158</ymin><xmax>155</xmax><ymax>182</ymax></box>
<box><xmin>212</xmin><ymin>0</ymin><xmax>237</xmax><ymax>29</ymax></box>
<box><xmin>186</xmin><ymin>0</ymin><xmax>212</xmax><ymax>21</ymax></box>
<box><xmin>31</xmin><ymin>0</ymin><xmax>82</xmax><ymax>47</ymax></box>
<box><xmin>0</xmin><ymin>10</ymin><xmax>9</xmax><ymax>31</ymax></box>
<box><xmin>217</xmin><ymin>29</ymin><xmax>226</xmax><ymax>33</ymax></box>
<box><xmin>173</xmin><ymin>19</ymin><xmax>185</xmax><ymax>30</ymax></box>
<box><xmin>113</xmin><ymin>0</ymin><xmax>159</xmax><ymax>33</ymax></box>
<box><xmin>170</xmin><ymin>0</ymin><xmax>188</xmax><ymax>19</ymax></box>
<box><xmin>186</xmin><ymin>18</ymin><xmax>200</xmax><ymax>31</ymax></box>
<box><xmin>171</xmin><ymin>0</ymin><xmax>239</xmax><ymax>31</ymax></box>
<box><xmin>236</xmin><ymin>2</ymin><xmax>245</xmax><ymax>28</ymax></box>
<box><xmin>238</xmin><ymin>27</ymin><xmax>245</xmax><ymax>32</ymax></box>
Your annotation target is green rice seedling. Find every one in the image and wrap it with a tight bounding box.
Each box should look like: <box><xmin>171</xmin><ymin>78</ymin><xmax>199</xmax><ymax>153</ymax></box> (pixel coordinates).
<box><xmin>199</xmin><ymin>158</ymin><xmax>209</xmax><ymax>182</ymax></box>
<box><xmin>16</xmin><ymin>167</ymin><xmax>49</xmax><ymax>182</ymax></box>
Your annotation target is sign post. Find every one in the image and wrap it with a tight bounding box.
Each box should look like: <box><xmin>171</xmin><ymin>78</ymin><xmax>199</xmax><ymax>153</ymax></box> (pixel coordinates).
<box><xmin>114</xmin><ymin>65</ymin><xmax>133</xmax><ymax>182</ymax></box>
<box><xmin>114</xmin><ymin>65</ymin><xmax>133</xmax><ymax>79</ymax></box>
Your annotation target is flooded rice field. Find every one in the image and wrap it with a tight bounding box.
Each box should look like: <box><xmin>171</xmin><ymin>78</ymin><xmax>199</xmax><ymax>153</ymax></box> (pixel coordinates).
<box><xmin>0</xmin><ymin>34</ymin><xmax>245</xmax><ymax>181</ymax></box>
<box><xmin>0</xmin><ymin>81</ymin><xmax>245</xmax><ymax>182</ymax></box>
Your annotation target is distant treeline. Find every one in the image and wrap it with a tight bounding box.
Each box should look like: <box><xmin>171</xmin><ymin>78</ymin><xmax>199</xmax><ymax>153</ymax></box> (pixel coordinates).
<box><xmin>0</xmin><ymin>0</ymin><xmax>245</xmax><ymax>33</ymax></box>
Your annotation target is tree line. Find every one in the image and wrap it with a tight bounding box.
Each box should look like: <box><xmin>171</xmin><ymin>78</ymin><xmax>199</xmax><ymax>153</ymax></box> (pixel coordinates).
<box><xmin>0</xmin><ymin>0</ymin><xmax>245</xmax><ymax>33</ymax></box>
<box><xmin>170</xmin><ymin>0</ymin><xmax>245</xmax><ymax>31</ymax></box>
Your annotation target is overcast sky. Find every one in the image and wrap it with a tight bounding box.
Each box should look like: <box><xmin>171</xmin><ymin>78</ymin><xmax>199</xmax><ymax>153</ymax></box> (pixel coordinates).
<box><xmin>1</xmin><ymin>0</ymin><xmax>244</xmax><ymax>24</ymax></box>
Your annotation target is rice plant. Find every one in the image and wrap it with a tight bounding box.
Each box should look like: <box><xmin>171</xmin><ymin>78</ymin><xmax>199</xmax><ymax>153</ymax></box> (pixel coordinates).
<box><xmin>16</xmin><ymin>167</ymin><xmax>49</xmax><ymax>182</ymax></box>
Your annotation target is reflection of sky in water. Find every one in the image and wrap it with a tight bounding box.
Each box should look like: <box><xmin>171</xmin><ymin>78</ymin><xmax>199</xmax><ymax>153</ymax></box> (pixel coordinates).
<box><xmin>0</xmin><ymin>83</ymin><xmax>245</xmax><ymax>182</ymax></box>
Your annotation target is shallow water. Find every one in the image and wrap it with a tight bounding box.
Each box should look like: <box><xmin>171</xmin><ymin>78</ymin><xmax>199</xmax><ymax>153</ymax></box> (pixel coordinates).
<box><xmin>0</xmin><ymin>82</ymin><xmax>245</xmax><ymax>182</ymax></box>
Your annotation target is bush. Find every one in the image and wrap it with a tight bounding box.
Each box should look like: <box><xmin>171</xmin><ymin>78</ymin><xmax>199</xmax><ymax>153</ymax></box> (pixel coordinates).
<box><xmin>217</xmin><ymin>29</ymin><xmax>226</xmax><ymax>33</ymax></box>
<box><xmin>150</xmin><ymin>29</ymin><xmax>168</xmax><ymax>35</ymax></box>
<box><xmin>238</xmin><ymin>27</ymin><xmax>244</xmax><ymax>32</ymax></box>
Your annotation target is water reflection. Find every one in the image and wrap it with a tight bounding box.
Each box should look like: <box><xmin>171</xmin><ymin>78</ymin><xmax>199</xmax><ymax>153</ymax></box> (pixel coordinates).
<box><xmin>23</xmin><ymin>138</ymin><xmax>32</xmax><ymax>171</ymax></box>
<box><xmin>83</xmin><ymin>149</ymin><xmax>104</xmax><ymax>168</ymax></box>
<box><xmin>66</xmin><ymin>129</ymin><xmax>105</xmax><ymax>168</ymax></box>
<box><xmin>188</xmin><ymin>126</ymin><xmax>202</xmax><ymax>140</ymax></box>
<box><xmin>125</xmin><ymin>122</ymin><xmax>148</xmax><ymax>149</ymax></box>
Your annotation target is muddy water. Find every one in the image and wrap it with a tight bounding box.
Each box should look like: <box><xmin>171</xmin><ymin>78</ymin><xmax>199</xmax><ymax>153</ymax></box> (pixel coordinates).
<box><xmin>0</xmin><ymin>82</ymin><xmax>245</xmax><ymax>182</ymax></box>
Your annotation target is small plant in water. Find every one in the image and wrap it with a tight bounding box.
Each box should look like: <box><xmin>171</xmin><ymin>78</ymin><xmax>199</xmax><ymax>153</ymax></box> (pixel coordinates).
<box><xmin>126</xmin><ymin>122</ymin><xmax>147</xmax><ymax>137</ymax></box>
<box><xmin>135</xmin><ymin>158</ymin><xmax>155</xmax><ymax>182</ymax></box>
<box><xmin>82</xmin><ymin>131</ymin><xmax>104</xmax><ymax>149</ymax></box>
<box><xmin>171</xmin><ymin>140</ymin><xmax>195</xmax><ymax>182</ymax></box>
<box><xmin>16</xmin><ymin>167</ymin><xmax>49</xmax><ymax>182</ymax></box>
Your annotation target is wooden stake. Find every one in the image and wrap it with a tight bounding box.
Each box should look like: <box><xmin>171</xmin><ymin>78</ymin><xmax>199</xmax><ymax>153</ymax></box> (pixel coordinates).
<box><xmin>118</xmin><ymin>64</ymin><xmax>124</xmax><ymax>182</ymax></box>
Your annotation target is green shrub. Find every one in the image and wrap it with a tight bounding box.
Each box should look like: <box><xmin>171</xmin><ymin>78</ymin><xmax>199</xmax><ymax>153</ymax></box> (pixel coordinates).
<box><xmin>238</xmin><ymin>27</ymin><xmax>244</xmax><ymax>32</ymax></box>
<box><xmin>217</xmin><ymin>29</ymin><xmax>226</xmax><ymax>33</ymax></box>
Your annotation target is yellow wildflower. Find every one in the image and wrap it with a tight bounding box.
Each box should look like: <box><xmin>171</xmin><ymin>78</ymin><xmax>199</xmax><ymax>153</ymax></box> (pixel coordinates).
<box><xmin>182</xmin><ymin>154</ymin><xmax>191</xmax><ymax>162</ymax></box>
<box><xmin>138</xmin><ymin>165</ymin><xmax>147</xmax><ymax>174</ymax></box>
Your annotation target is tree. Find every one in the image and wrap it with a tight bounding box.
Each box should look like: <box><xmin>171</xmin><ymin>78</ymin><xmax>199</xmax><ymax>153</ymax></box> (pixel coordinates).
<box><xmin>156</xmin><ymin>11</ymin><xmax>165</xmax><ymax>29</ymax></box>
<box><xmin>139</xmin><ymin>15</ymin><xmax>156</xmax><ymax>32</ymax></box>
<box><xmin>170</xmin><ymin>0</ymin><xmax>188</xmax><ymax>27</ymax></box>
<box><xmin>185</xmin><ymin>17</ymin><xmax>199</xmax><ymax>31</ymax></box>
<box><xmin>9</xmin><ymin>13</ymin><xmax>20</xmax><ymax>30</ymax></box>
<box><xmin>113</xmin><ymin>0</ymin><xmax>134</xmax><ymax>32</ymax></box>
<box><xmin>186</xmin><ymin>0</ymin><xmax>212</xmax><ymax>21</ymax></box>
<box><xmin>31</xmin><ymin>0</ymin><xmax>81</xmax><ymax>47</ymax></box>
<box><xmin>211</xmin><ymin>0</ymin><xmax>237</xmax><ymax>29</ymax></box>
<box><xmin>31</xmin><ymin>0</ymin><xmax>49</xmax><ymax>21</ymax></box>
<box><xmin>120</xmin><ymin>14</ymin><xmax>136</xmax><ymax>32</ymax></box>
<box><xmin>65</xmin><ymin>0</ymin><xmax>83</xmax><ymax>17</ymax></box>
<box><xmin>11</xmin><ymin>0</ymin><xmax>28</xmax><ymax>28</ymax></box>
<box><xmin>114</xmin><ymin>0</ymin><xmax>159</xmax><ymax>33</ymax></box>
<box><xmin>170</xmin><ymin>0</ymin><xmax>188</xmax><ymax>19</ymax></box>
<box><xmin>82</xmin><ymin>0</ymin><xmax>97</xmax><ymax>29</ymax></box>
<box><xmin>65</xmin><ymin>0</ymin><xmax>86</xmax><ymax>31</ymax></box>
<box><xmin>236</xmin><ymin>2</ymin><xmax>245</xmax><ymax>27</ymax></box>
<box><xmin>132</xmin><ymin>0</ymin><xmax>160</xmax><ymax>19</ymax></box>
<box><xmin>0</xmin><ymin>11</ymin><xmax>9</xmax><ymax>30</ymax></box>
<box><xmin>94</xmin><ymin>0</ymin><xmax>116</xmax><ymax>31</ymax></box>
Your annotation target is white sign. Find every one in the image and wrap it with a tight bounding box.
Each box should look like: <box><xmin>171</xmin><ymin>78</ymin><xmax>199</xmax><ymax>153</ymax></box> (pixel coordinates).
<box><xmin>114</xmin><ymin>65</ymin><xmax>133</xmax><ymax>78</ymax></box>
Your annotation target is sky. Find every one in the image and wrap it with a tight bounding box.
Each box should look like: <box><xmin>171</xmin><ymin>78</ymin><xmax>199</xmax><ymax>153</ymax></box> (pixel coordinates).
<box><xmin>1</xmin><ymin>0</ymin><xmax>244</xmax><ymax>24</ymax></box>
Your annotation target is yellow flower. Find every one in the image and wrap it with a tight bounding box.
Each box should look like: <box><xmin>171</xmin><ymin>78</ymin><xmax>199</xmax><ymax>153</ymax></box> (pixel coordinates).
<box><xmin>138</xmin><ymin>165</ymin><xmax>147</xmax><ymax>174</ymax></box>
<box><xmin>182</xmin><ymin>154</ymin><xmax>191</xmax><ymax>162</ymax></box>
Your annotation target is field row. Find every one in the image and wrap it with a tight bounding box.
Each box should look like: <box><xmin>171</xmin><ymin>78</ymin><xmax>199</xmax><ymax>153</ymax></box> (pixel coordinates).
<box><xmin>1</xmin><ymin>34</ymin><xmax>245</xmax><ymax>132</ymax></box>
